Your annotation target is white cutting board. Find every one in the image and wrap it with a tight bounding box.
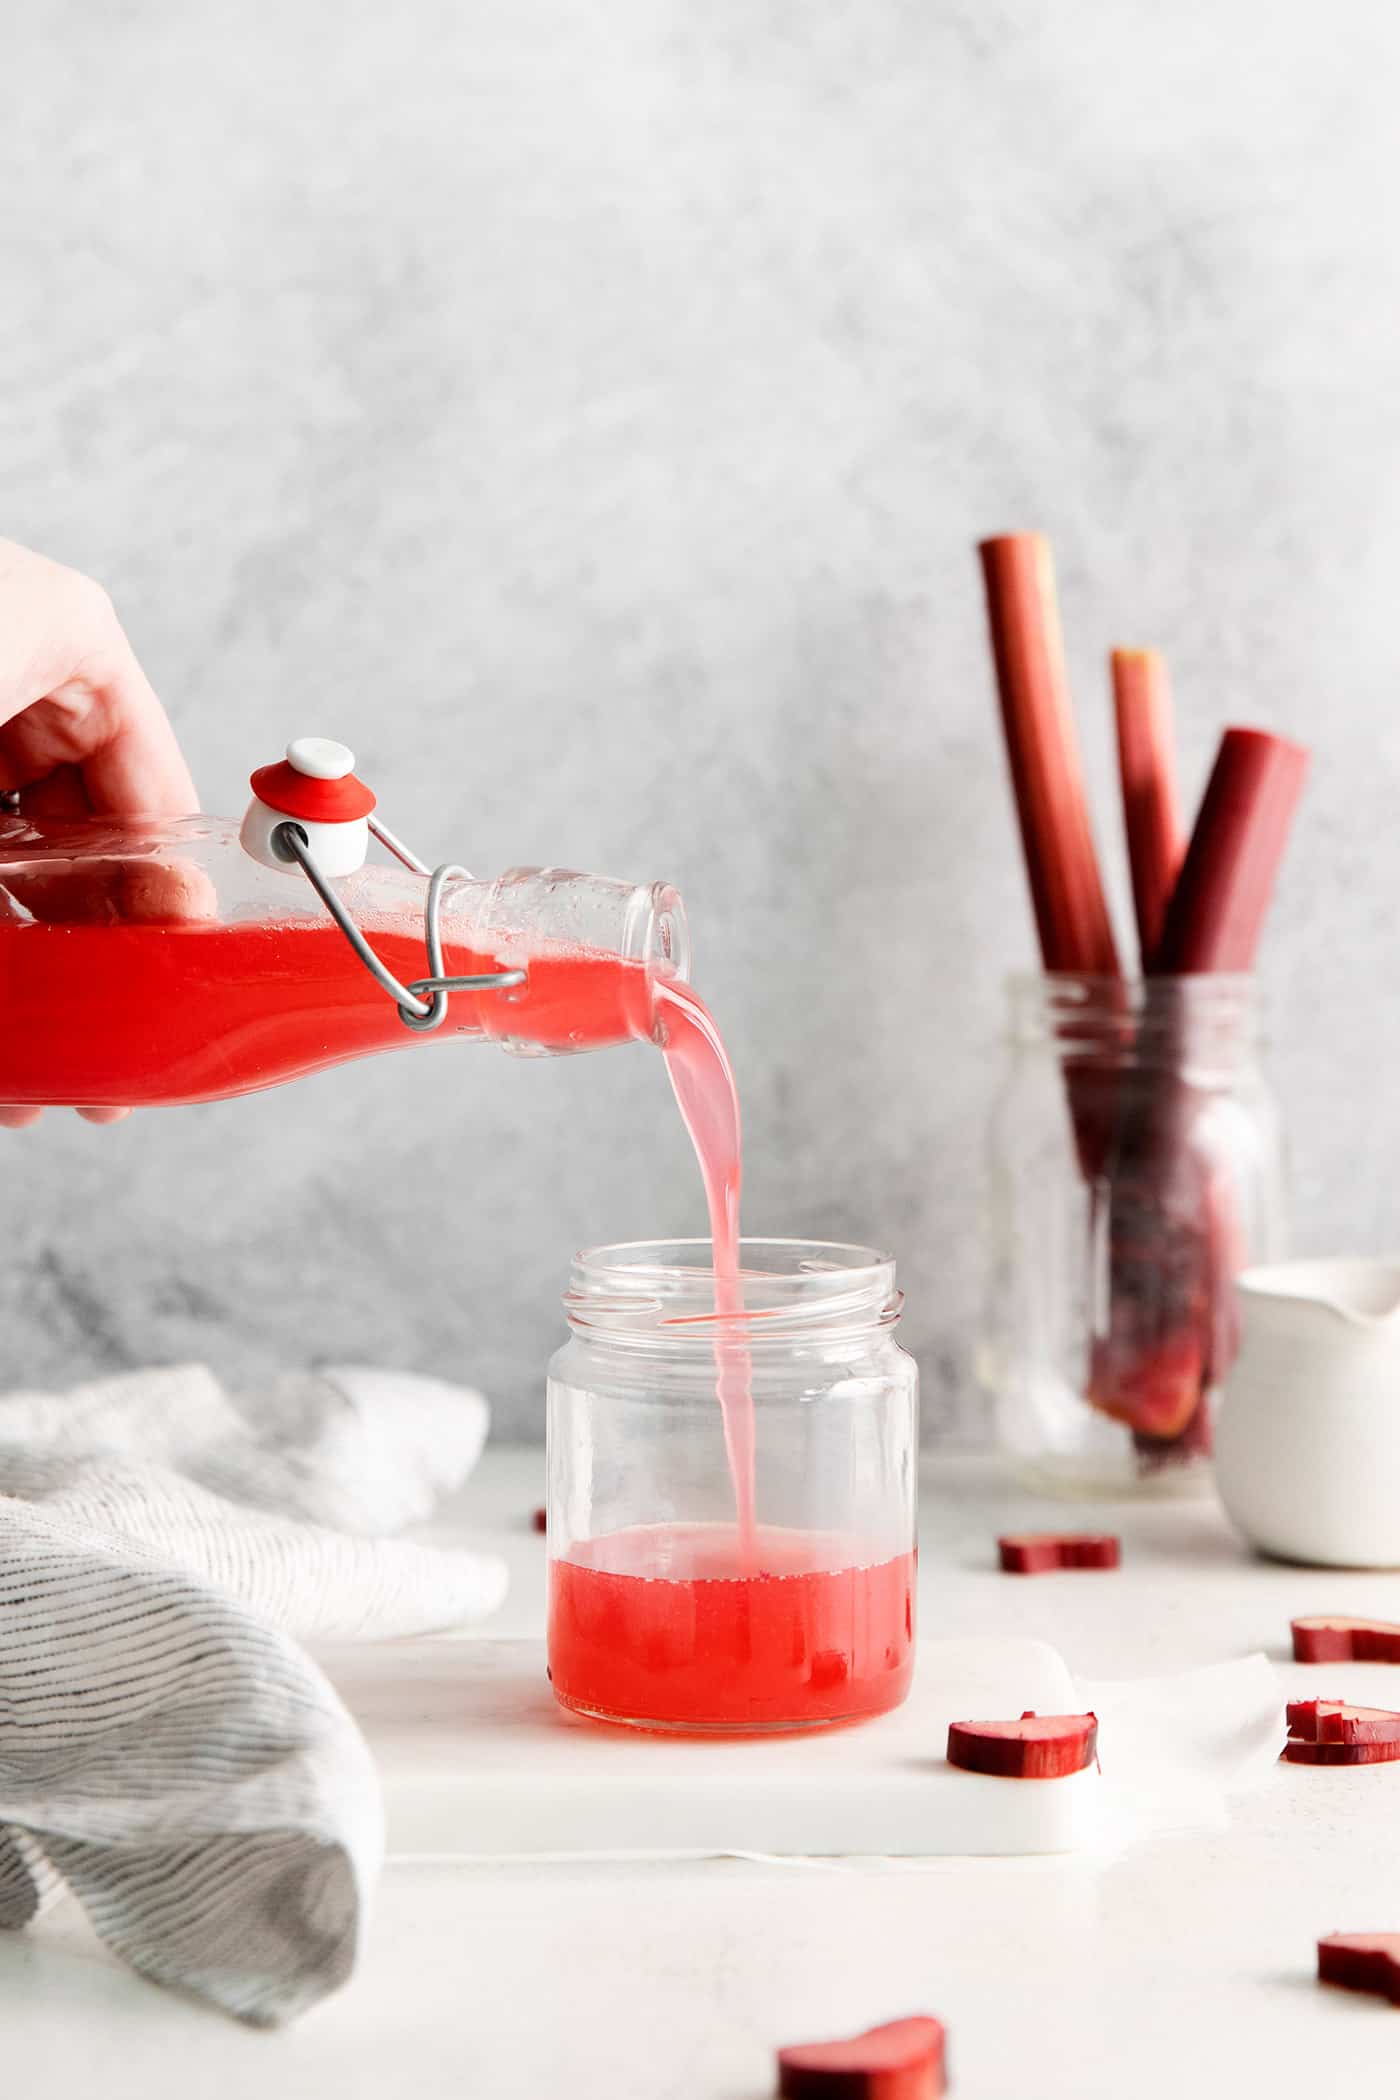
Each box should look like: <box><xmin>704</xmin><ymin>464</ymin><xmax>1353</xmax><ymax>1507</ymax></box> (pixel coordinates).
<box><xmin>315</xmin><ymin>1636</ymin><xmax>1101</xmax><ymax>1859</ymax></box>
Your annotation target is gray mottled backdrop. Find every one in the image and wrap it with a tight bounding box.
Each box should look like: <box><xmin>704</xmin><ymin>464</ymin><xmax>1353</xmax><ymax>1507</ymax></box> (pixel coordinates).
<box><xmin>1</xmin><ymin>1</ymin><xmax>1392</xmax><ymax>1437</ymax></box>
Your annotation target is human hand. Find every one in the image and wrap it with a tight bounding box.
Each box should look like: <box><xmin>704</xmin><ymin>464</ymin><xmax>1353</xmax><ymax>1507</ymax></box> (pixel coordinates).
<box><xmin>0</xmin><ymin>540</ymin><xmax>198</xmax><ymax>1126</ymax></box>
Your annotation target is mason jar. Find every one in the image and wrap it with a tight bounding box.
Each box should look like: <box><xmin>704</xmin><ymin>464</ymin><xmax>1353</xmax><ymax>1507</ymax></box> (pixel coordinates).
<box><xmin>980</xmin><ymin>975</ymin><xmax>1285</xmax><ymax>1497</ymax></box>
<box><xmin>546</xmin><ymin>1238</ymin><xmax>918</xmax><ymax>1733</ymax></box>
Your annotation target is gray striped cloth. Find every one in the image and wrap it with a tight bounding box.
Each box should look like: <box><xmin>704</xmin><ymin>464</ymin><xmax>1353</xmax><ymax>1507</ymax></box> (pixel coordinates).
<box><xmin>0</xmin><ymin>1363</ymin><xmax>506</xmax><ymax>2023</ymax></box>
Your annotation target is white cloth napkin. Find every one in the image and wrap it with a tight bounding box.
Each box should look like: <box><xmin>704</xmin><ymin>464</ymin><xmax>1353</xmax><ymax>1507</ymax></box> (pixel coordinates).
<box><xmin>0</xmin><ymin>1362</ymin><xmax>506</xmax><ymax>2024</ymax></box>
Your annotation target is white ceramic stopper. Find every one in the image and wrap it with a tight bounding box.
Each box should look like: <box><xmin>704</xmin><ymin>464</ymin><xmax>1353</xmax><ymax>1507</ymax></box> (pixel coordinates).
<box><xmin>240</xmin><ymin>737</ymin><xmax>374</xmax><ymax>876</ymax></box>
<box><xmin>287</xmin><ymin>736</ymin><xmax>356</xmax><ymax>780</ymax></box>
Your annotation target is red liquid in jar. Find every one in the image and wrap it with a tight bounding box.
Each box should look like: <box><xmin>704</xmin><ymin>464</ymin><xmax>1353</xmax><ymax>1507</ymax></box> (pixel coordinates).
<box><xmin>548</xmin><ymin>1524</ymin><xmax>917</xmax><ymax>1730</ymax></box>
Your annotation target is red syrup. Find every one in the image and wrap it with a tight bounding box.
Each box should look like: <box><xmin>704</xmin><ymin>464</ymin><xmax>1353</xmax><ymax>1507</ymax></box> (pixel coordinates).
<box><xmin>652</xmin><ymin>978</ymin><xmax>754</xmax><ymax>1553</ymax></box>
<box><xmin>0</xmin><ymin>915</ymin><xmax>659</xmax><ymax>1105</ymax></box>
<box><xmin>547</xmin><ymin>1524</ymin><xmax>917</xmax><ymax>1730</ymax></box>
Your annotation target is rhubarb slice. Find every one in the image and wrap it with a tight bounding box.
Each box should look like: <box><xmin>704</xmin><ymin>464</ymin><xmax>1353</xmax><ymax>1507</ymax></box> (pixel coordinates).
<box><xmin>997</xmin><ymin>1533</ymin><xmax>1120</xmax><ymax>1574</ymax></box>
<box><xmin>777</xmin><ymin>2015</ymin><xmax>947</xmax><ymax>2099</ymax></box>
<box><xmin>531</xmin><ymin>1506</ymin><xmax>547</xmax><ymax>1534</ymax></box>
<box><xmin>1292</xmin><ymin>1618</ymin><xmax>1400</xmax><ymax>1664</ymax></box>
<box><xmin>1284</xmin><ymin>1737</ymin><xmax>1400</xmax><ymax>1767</ymax></box>
<box><xmin>946</xmin><ymin>1712</ymin><xmax>1098</xmax><ymax>1779</ymax></box>
<box><xmin>1154</xmin><ymin>727</ymin><xmax>1309</xmax><ymax>974</ymax></box>
<box><xmin>1287</xmin><ymin>1701</ymin><xmax>1400</xmax><ymax>1744</ymax></box>
<box><xmin>1318</xmin><ymin>1935</ymin><xmax>1400</xmax><ymax>2005</ymax></box>
<box><xmin>1112</xmin><ymin>647</ymin><xmax>1183</xmax><ymax>968</ymax></box>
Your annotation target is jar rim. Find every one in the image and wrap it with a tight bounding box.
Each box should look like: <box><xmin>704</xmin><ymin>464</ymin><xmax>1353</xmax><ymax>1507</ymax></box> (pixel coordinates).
<box><xmin>1006</xmin><ymin>968</ymin><xmax>1258</xmax><ymax>1000</ymax></box>
<box><xmin>1003</xmin><ymin>970</ymin><xmax>1263</xmax><ymax>1069</ymax></box>
<box><xmin>564</xmin><ymin>1237</ymin><xmax>901</xmax><ymax>1345</ymax></box>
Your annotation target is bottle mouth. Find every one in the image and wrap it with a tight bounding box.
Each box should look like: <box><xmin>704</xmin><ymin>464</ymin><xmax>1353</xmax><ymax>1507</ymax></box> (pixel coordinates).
<box><xmin>563</xmin><ymin>1237</ymin><xmax>901</xmax><ymax>1347</ymax></box>
<box><xmin>625</xmin><ymin>881</ymin><xmax>690</xmax><ymax>986</ymax></box>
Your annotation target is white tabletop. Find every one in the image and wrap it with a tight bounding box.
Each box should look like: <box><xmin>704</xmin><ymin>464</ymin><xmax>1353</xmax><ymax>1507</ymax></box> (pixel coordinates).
<box><xmin>7</xmin><ymin>1447</ymin><xmax>1400</xmax><ymax>2097</ymax></box>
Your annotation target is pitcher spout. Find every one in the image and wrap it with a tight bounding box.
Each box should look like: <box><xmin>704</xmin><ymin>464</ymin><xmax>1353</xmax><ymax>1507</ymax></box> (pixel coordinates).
<box><xmin>1239</xmin><ymin>1258</ymin><xmax>1400</xmax><ymax>1329</ymax></box>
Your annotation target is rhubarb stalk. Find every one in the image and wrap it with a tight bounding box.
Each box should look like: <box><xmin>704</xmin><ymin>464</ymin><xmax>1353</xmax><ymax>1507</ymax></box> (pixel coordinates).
<box><xmin>1090</xmin><ymin>727</ymin><xmax>1309</xmax><ymax>1440</ymax></box>
<box><xmin>979</xmin><ymin>534</ymin><xmax>1123</xmax><ymax>1181</ymax></box>
<box><xmin>979</xmin><ymin>535</ymin><xmax>1120</xmax><ymax>978</ymax></box>
<box><xmin>1154</xmin><ymin>728</ymin><xmax>1309</xmax><ymax>973</ymax></box>
<box><xmin>1112</xmin><ymin>647</ymin><xmax>1183</xmax><ymax>969</ymax></box>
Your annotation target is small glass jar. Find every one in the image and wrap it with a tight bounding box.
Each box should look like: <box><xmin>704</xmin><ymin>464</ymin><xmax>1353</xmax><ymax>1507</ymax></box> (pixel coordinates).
<box><xmin>546</xmin><ymin>1238</ymin><xmax>918</xmax><ymax>1733</ymax></box>
<box><xmin>980</xmin><ymin>975</ymin><xmax>1286</xmax><ymax>1498</ymax></box>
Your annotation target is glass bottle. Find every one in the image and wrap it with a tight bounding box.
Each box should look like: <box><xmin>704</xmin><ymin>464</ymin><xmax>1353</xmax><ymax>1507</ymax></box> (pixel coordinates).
<box><xmin>546</xmin><ymin>1237</ymin><xmax>919</xmax><ymax>1733</ymax></box>
<box><xmin>980</xmin><ymin>974</ymin><xmax>1285</xmax><ymax>1497</ymax></box>
<box><xmin>0</xmin><ymin>739</ymin><xmax>688</xmax><ymax>1107</ymax></box>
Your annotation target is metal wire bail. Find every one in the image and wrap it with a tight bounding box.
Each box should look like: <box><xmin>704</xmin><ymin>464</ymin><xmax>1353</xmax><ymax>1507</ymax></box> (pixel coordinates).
<box><xmin>271</xmin><ymin>819</ymin><xmax>525</xmax><ymax>1032</ymax></box>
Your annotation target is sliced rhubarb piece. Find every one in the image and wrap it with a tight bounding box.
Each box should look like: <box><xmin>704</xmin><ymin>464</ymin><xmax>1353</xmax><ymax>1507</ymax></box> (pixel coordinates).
<box><xmin>1284</xmin><ymin>1737</ymin><xmax>1400</xmax><ymax>1767</ymax></box>
<box><xmin>979</xmin><ymin>534</ymin><xmax>1121</xmax><ymax>979</ymax></box>
<box><xmin>1154</xmin><ymin>726</ymin><xmax>1309</xmax><ymax>974</ymax></box>
<box><xmin>1292</xmin><ymin>1617</ymin><xmax>1400</xmax><ymax>1664</ymax></box>
<box><xmin>531</xmin><ymin>1507</ymin><xmax>547</xmax><ymax>1534</ymax></box>
<box><xmin>1112</xmin><ymin>647</ymin><xmax>1183</xmax><ymax>969</ymax></box>
<box><xmin>946</xmin><ymin>1712</ymin><xmax>1098</xmax><ymax>1779</ymax></box>
<box><xmin>1286</xmin><ymin>1701</ymin><xmax>1400</xmax><ymax>1745</ymax></box>
<box><xmin>997</xmin><ymin>1533</ymin><xmax>1120</xmax><ymax>1574</ymax></box>
<box><xmin>1318</xmin><ymin>1935</ymin><xmax>1400</xmax><ymax>2005</ymax></box>
<box><xmin>777</xmin><ymin>2015</ymin><xmax>947</xmax><ymax>2099</ymax></box>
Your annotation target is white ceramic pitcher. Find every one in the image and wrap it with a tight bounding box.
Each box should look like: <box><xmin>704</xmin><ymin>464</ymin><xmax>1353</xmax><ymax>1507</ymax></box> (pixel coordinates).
<box><xmin>1215</xmin><ymin>1258</ymin><xmax>1400</xmax><ymax>1567</ymax></box>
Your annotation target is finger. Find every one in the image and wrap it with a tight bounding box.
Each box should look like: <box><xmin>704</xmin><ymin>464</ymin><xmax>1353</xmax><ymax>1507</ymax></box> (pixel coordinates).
<box><xmin>0</xmin><ymin>543</ymin><xmax>198</xmax><ymax>819</ymax></box>
<box><xmin>76</xmin><ymin>628</ymin><xmax>199</xmax><ymax>819</ymax></box>
<box><xmin>0</xmin><ymin>862</ymin><xmax>126</xmax><ymax>924</ymax></box>
<box><xmin>117</xmin><ymin>858</ymin><xmax>219</xmax><ymax>923</ymax></box>
<box><xmin>19</xmin><ymin>764</ymin><xmax>91</xmax><ymax>821</ymax></box>
<box><xmin>75</xmin><ymin>1106</ymin><xmax>132</xmax><ymax>1125</ymax></box>
<box><xmin>0</xmin><ymin>1107</ymin><xmax>43</xmax><ymax>1128</ymax></box>
<box><xmin>2</xmin><ymin>854</ymin><xmax>217</xmax><ymax>928</ymax></box>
